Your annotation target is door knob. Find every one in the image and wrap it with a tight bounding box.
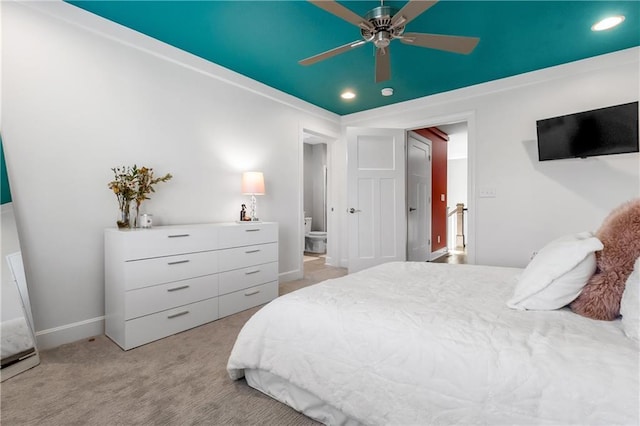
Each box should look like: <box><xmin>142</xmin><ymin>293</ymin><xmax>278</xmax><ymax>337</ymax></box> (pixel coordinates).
<box><xmin>348</xmin><ymin>208</ymin><xmax>362</xmax><ymax>214</ymax></box>
<box><xmin>409</xmin><ymin>207</ymin><xmax>417</xmax><ymax>212</ymax></box>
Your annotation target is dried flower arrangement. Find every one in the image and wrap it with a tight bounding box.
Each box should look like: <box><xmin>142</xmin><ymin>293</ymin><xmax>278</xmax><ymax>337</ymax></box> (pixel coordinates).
<box><xmin>108</xmin><ymin>165</ymin><xmax>172</xmax><ymax>228</ymax></box>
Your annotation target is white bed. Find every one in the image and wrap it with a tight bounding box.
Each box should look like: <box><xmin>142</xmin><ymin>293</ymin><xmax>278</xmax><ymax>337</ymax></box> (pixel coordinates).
<box><xmin>227</xmin><ymin>261</ymin><xmax>639</xmax><ymax>425</ymax></box>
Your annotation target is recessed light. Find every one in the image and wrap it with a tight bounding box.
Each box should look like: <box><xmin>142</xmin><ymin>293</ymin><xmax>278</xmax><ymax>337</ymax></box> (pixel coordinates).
<box><xmin>381</xmin><ymin>88</ymin><xmax>394</xmax><ymax>97</ymax></box>
<box><xmin>341</xmin><ymin>91</ymin><xmax>356</xmax><ymax>100</ymax></box>
<box><xmin>591</xmin><ymin>15</ymin><xmax>625</xmax><ymax>31</ymax></box>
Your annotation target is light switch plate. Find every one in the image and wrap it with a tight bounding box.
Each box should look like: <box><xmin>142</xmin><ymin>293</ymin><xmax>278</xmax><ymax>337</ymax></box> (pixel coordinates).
<box><xmin>478</xmin><ymin>187</ymin><xmax>497</xmax><ymax>198</ymax></box>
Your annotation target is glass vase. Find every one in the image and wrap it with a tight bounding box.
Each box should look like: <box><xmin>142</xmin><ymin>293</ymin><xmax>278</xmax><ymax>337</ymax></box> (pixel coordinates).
<box><xmin>132</xmin><ymin>203</ymin><xmax>141</xmax><ymax>228</ymax></box>
<box><xmin>117</xmin><ymin>204</ymin><xmax>131</xmax><ymax>229</ymax></box>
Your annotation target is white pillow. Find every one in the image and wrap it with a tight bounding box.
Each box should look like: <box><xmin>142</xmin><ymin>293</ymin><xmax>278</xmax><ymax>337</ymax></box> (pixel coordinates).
<box><xmin>620</xmin><ymin>258</ymin><xmax>640</xmax><ymax>342</ymax></box>
<box><xmin>507</xmin><ymin>232</ymin><xmax>603</xmax><ymax>311</ymax></box>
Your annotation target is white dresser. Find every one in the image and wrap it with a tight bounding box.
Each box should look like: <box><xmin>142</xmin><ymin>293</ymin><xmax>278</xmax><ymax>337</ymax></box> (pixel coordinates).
<box><xmin>104</xmin><ymin>222</ymin><xmax>278</xmax><ymax>350</ymax></box>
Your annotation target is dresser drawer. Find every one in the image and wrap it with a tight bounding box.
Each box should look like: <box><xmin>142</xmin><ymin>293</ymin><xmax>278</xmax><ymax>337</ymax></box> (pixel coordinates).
<box><xmin>219</xmin><ymin>262</ymin><xmax>278</xmax><ymax>296</ymax></box>
<box><xmin>219</xmin><ymin>281</ymin><xmax>278</xmax><ymax>318</ymax></box>
<box><xmin>218</xmin><ymin>243</ymin><xmax>277</xmax><ymax>272</ymax></box>
<box><xmin>115</xmin><ymin>226</ymin><xmax>220</xmax><ymax>260</ymax></box>
<box><xmin>218</xmin><ymin>223</ymin><xmax>277</xmax><ymax>249</ymax></box>
<box><xmin>125</xmin><ymin>274</ymin><xmax>219</xmax><ymax>320</ymax></box>
<box><xmin>123</xmin><ymin>297</ymin><xmax>219</xmax><ymax>350</ymax></box>
<box><xmin>124</xmin><ymin>250</ymin><xmax>218</xmax><ymax>290</ymax></box>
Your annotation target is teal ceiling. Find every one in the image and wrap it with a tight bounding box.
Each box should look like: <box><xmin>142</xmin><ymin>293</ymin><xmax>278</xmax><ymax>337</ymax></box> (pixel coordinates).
<box><xmin>67</xmin><ymin>1</ymin><xmax>640</xmax><ymax>115</ymax></box>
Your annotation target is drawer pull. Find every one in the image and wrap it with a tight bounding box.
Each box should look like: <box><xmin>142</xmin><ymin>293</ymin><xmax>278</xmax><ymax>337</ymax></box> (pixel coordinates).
<box><xmin>244</xmin><ymin>290</ymin><xmax>260</xmax><ymax>297</ymax></box>
<box><xmin>168</xmin><ymin>234</ymin><xmax>190</xmax><ymax>238</ymax></box>
<box><xmin>167</xmin><ymin>310</ymin><xmax>189</xmax><ymax>319</ymax></box>
<box><xmin>245</xmin><ymin>269</ymin><xmax>261</xmax><ymax>275</ymax></box>
<box><xmin>245</xmin><ymin>229</ymin><xmax>261</xmax><ymax>232</ymax></box>
<box><xmin>245</xmin><ymin>249</ymin><xmax>261</xmax><ymax>254</ymax></box>
<box><xmin>167</xmin><ymin>285</ymin><xmax>190</xmax><ymax>292</ymax></box>
<box><xmin>167</xmin><ymin>260</ymin><xmax>190</xmax><ymax>266</ymax></box>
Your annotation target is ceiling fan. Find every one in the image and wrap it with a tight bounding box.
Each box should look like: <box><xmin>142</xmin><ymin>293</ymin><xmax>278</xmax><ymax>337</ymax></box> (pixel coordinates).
<box><xmin>299</xmin><ymin>0</ymin><xmax>480</xmax><ymax>83</ymax></box>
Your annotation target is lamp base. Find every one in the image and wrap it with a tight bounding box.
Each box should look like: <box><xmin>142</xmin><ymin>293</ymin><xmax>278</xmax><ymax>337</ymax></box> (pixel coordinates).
<box><xmin>248</xmin><ymin>194</ymin><xmax>260</xmax><ymax>222</ymax></box>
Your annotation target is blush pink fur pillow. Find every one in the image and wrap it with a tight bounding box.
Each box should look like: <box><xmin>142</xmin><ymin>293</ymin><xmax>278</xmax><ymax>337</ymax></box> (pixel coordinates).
<box><xmin>570</xmin><ymin>198</ymin><xmax>640</xmax><ymax>320</ymax></box>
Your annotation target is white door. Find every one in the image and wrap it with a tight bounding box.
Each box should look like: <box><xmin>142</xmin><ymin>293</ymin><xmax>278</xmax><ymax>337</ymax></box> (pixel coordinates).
<box><xmin>407</xmin><ymin>132</ymin><xmax>432</xmax><ymax>262</ymax></box>
<box><xmin>347</xmin><ymin>127</ymin><xmax>406</xmax><ymax>273</ymax></box>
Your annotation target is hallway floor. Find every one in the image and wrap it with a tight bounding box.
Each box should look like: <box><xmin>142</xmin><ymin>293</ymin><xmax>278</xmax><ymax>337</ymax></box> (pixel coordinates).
<box><xmin>432</xmin><ymin>249</ymin><xmax>468</xmax><ymax>264</ymax></box>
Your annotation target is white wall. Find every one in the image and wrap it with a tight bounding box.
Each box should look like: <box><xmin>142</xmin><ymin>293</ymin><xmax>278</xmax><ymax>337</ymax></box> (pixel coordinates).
<box><xmin>2</xmin><ymin>2</ymin><xmax>339</xmax><ymax>349</ymax></box>
<box><xmin>444</xmin><ymin>126</ymin><xmax>468</xmax><ymax>215</ymax></box>
<box><xmin>448</xmin><ymin>159</ymin><xmax>468</xmax><ymax>210</ymax></box>
<box><xmin>447</xmin><ymin>158</ymin><xmax>468</xmax><ymax>249</ymax></box>
<box><xmin>342</xmin><ymin>47</ymin><xmax>640</xmax><ymax>267</ymax></box>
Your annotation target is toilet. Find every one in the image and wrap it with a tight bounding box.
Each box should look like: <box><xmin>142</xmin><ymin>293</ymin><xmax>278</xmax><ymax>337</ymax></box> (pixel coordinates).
<box><xmin>304</xmin><ymin>217</ymin><xmax>327</xmax><ymax>254</ymax></box>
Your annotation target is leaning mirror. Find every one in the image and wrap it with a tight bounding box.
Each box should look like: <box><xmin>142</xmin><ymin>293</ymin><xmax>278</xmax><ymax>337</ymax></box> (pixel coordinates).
<box><xmin>1</xmin><ymin>140</ymin><xmax>39</xmax><ymax>381</ymax></box>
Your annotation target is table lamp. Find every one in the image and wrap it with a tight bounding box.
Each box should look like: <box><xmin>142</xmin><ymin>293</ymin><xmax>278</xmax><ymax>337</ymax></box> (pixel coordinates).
<box><xmin>241</xmin><ymin>171</ymin><xmax>265</xmax><ymax>222</ymax></box>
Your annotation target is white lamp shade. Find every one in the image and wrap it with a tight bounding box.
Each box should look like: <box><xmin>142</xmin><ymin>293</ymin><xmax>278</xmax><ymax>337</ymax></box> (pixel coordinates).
<box><xmin>241</xmin><ymin>172</ymin><xmax>265</xmax><ymax>195</ymax></box>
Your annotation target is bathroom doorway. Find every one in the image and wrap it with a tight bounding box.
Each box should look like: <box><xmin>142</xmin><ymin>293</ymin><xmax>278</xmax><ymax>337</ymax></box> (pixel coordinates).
<box><xmin>303</xmin><ymin>133</ymin><xmax>329</xmax><ymax>263</ymax></box>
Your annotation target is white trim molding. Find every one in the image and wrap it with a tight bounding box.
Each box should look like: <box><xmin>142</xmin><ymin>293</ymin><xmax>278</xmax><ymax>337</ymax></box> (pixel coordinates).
<box><xmin>35</xmin><ymin>316</ymin><xmax>104</xmax><ymax>351</ymax></box>
<box><xmin>430</xmin><ymin>247</ymin><xmax>449</xmax><ymax>262</ymax></box>
<box><xmin>279</xmin><ymin>270</ymin><xmax>303</xmax><ymax>283</ymax></box>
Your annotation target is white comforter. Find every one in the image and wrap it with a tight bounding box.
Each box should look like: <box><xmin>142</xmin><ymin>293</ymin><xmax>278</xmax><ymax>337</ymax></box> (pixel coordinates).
<box><xmin>228</xmin><ymin>262</ymin><xmax>639</xmax><ymax>425</ymax></box>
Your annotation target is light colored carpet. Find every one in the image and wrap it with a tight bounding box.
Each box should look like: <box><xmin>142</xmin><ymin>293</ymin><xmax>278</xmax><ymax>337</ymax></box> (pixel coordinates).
<box><xmin>0</xmin><ymin>258</ymin><xmax>347</xmax><ymax>425</ymax></box>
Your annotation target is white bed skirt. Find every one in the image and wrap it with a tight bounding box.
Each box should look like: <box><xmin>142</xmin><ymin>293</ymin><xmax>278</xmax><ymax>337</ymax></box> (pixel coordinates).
<box><xmin>246</xmin><ymin>368</ymin><xmax>362</xmax><ymax>426</ymax></box>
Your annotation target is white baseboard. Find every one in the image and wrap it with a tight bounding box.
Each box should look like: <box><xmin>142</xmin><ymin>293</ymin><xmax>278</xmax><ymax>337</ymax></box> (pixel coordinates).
<box><xmin>35</xmin><ymin>316</ymin><xmax>104</xmax><ymax>351</ymax></box>
<box><xmin>279</xmin><ymin>269</ymin><xmax>303</xmax><ymax>283</ymax></box>
<box><xmin>430</xmin><ymin>248</ymin><xmax>448</xmax><ymax>261</ymax></box>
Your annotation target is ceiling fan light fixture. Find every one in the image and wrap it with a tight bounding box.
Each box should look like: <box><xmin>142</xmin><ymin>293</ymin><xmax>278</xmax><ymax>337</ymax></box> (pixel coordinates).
<box><xmin>591</xmin><ymin>15</ymin><xmax>625</xmax><ymax>31</ymax></box>
<box><xmin>303</xmin><ymin>0</ymin><xmax>480</xmax><ymax>83</ymax></box>
<box><xmin>341</xmin><ymin>90</ymin><xmax>356</xmax><ymax>100</ymax></box>
<box><xmin>381</xmin><ymin>88</ymin><xmax>394</xmax><ymax>97</ymax></box>
<box><xmin>374</xmin><ymin>32</ymin><xmax>391</xmax><ymax>48</ymax></box>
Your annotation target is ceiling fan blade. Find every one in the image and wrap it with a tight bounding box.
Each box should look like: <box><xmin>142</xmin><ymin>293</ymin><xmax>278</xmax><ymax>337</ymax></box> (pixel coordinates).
<box><xmin>390</xmin><ymin>1</ymin><xmax>438</xmax><ymax>29</ymax></box>
<box><xmin>400</xmin><ymin>32</ymin><xmax>479</xmax><ymax>54</ymax></box>
<box><xmin>375</xmin><ymin>47</ymin><xmax>391</xmax><ymax>83</ymax></box>
<box><xmin>299</xmin><ymin>40</ymin><xmax>368</xmax><ymax>66</ymax></box>
<box><xmin>309</xmin><ymin>0</ymin><xmax>373</xmax><ymax>30</ymax></box>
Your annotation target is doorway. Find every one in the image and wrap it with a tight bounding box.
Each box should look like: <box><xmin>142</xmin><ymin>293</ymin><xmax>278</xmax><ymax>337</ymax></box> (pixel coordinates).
<box><xmin>302</xmin><ymin>131</ymin><xmax>330</xmax><ymax>267</ymax></box>
<box><xmin>407</xmin><ymin>131</ymin><xmax>432</xmax><ymax>262</ymax></box>
<box><xmin>436</xmin><ymin>122</ymin><xmax>469</xmax><ymax>259</ymax></box>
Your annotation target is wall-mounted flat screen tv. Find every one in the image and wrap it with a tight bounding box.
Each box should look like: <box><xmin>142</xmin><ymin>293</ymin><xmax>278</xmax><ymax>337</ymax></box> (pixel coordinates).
<box><xmin>536</xmin><ymin>101</ymin><xmax>638</xmax><ymax>161</ymax></box>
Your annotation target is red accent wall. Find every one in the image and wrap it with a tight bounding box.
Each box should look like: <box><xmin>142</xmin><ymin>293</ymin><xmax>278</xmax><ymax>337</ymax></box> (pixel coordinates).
<box><xmin>413</xmin><ymin>128</ymin><xmax>448</xmax><ymax>253</ymax></box>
